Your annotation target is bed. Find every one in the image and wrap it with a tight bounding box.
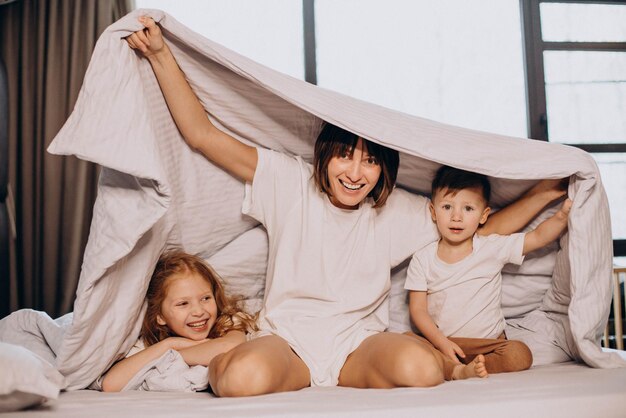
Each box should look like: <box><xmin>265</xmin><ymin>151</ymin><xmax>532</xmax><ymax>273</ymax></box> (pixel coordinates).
<box><xmin>2</xmin><ymin>7</ymin><xmax>626</xmax><ymax>416</ymax></box>
<box><xmin>3</xmin><ymin>356</ymin><xmax>626</xmax><ymax>418</ymax></box>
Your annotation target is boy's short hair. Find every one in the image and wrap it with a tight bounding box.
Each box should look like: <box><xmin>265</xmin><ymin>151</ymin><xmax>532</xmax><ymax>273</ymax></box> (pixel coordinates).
<box><xmin>313</xmin><ymin>122</ymin><xmax>399</xmax><ymax>208</ymax></box>
<box><xmin>431</xmin><ymin>165</ymin><xmax>491</xmax><ymax>203</ymax></box>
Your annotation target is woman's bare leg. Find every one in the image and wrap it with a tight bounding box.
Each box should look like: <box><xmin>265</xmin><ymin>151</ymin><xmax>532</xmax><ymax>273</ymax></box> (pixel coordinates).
<box><xmin>337</xmin><ymin>332</ymin><xmax>444</xmax><ymax>388</ymax></box>
<box><xmin>209</xmin><ymin>335</ymin><xmax>310</xmax><ymax>397</ymax></box>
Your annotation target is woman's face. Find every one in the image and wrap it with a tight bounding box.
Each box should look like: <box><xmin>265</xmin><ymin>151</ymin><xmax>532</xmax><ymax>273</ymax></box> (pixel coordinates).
<box><xmin>326</xmin><ymin>138</ymin><xmax>382</xmax><ymax>210</ymax></box>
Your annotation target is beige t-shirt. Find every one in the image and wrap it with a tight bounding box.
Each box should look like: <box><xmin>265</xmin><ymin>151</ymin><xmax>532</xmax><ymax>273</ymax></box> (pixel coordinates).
<box><xmin>243</xmin><ymin>148</ymin><xmax>437</xmax><ymax>385</ymax></box>
<box><xmin>404</xmin><ymin>233</ymin><xmax>525</xmax><ymax>339</ymax></box>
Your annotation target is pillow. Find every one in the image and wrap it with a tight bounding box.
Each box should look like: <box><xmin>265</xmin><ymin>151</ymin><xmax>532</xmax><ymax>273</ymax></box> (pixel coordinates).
<box><xmin>0</xmin><ymin>342</ymin><xmax>65</xmax><ymax>412</ymax></box>
<box><xmin>205</xmin><ymin>225</ymin><xmax>269</xmax><ymax>315</ymax></box>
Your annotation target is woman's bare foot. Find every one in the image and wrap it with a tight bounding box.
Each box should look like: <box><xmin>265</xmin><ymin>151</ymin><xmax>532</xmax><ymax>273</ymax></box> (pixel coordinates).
<box><xmin>451</xmin><ymin>354</ymin><xmax>488</xmax><ymax>380</ymax></box>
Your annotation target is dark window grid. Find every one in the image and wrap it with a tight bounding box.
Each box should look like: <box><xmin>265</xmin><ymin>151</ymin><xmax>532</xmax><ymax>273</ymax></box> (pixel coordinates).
<box><xmin>544</xmin><ymin>42</ymin><xmax>626</xmax><ymax>153</ymax></box>
<box><xmin>522</xmin><ymin>0</ymin><xmax>626</xmax><ymax>256</ymax></box>
<box><xmin>539</xmin><ymin>0</ymin><xmax>626</xmax><ymax>5</ymax></box>
<box><xmin>303</xmin><ymin>0</ymin><xmax>317</xmax><ymax>85</ymax></box>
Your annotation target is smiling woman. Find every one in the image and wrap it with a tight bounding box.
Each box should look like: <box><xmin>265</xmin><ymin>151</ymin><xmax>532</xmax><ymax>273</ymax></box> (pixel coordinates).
<box><xmin>312</xmin><ymin>123</ymin><xmax>396</xmax><ymax>210</ymax></box>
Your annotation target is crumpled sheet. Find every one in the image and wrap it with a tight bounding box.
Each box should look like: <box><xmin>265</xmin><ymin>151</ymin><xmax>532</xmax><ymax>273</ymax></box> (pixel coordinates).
<box><xmin>91</xmin><ymin>349</ymin><xmax>209</xmax><ymax>392</ymax></box>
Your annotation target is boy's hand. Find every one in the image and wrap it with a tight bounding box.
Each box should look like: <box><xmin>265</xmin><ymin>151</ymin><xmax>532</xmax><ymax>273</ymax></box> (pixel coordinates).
<box><xmin>436</xmin><ymin>338</ymin><xmax>466</xmax><ymax>364</ymax></box>
<box><xmin>556</xmin><ymin>198</ymin><xmax>572</xmax><ymax>220</ymax></box>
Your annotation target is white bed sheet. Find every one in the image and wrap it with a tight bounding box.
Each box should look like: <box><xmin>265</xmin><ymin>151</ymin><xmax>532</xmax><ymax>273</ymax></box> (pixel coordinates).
<box><xmin>5</xmin><ymin>360</ymin><xmax>626</xmax><ymax>418</ymax></box>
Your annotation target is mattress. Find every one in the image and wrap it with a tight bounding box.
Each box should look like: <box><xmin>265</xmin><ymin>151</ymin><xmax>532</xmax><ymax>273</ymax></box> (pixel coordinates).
<box><xmin>5</xmin><ymin>360</ymin><xmax>626</xmax><ymax>418</ymax></box>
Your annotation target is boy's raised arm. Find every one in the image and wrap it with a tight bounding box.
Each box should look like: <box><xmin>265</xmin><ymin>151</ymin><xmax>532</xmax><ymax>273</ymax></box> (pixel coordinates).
<box><xmin>126</xmin><ymin>17</ymin><xmax>258</xmax><ymax>183</ymax></box>
<box><xmin>523</xmin><ymin>199</ymin><xmax>571</xmax><ymax>255</ymax></box>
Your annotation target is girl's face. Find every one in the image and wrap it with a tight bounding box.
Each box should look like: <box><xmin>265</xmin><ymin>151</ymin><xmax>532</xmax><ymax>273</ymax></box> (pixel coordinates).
<box><xmin>326</xmin><ymin>138</ymin><xmax>382</xmax><ymax>210</ymax></box>
<box><xmin>157</xmin><ymin>272</ymin><xmax>218</xmax><ymax>340</ymax></box>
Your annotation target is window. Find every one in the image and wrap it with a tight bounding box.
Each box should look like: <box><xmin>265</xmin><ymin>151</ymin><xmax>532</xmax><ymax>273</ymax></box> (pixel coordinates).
<box><xmin>135</xmin><ymin>0</ymin><xmax>305</xmax><ymax>79</ymax></box>
<box><xmin>314</xmin><ymin>0</ymin><xmax>527</xmax><ymax>137</ymax></box>
<box><xmin>136</xmin><ymin>0</ymin><xmax>527</xmax><ymax>137</ymax></box>
<box><xmin>136</xmin><ymin>0</ymin><xmax>625</xmax><ymax>256</ymax></box>
<box><xmin>521</xmin><ymin>0</ymin><xmax>626</xmax><ymax>256</ymax></box>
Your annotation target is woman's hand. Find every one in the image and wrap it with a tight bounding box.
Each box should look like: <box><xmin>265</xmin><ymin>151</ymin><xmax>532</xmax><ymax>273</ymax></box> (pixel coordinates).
<box><xmin>527</xmin><ymin>178</ymin><xmax>569</xmax><ymax>203</ymax></box>
<box><xmin>126</xmin><ymin>16</ymin><xmax>166</xmax><ymax>58</ymax></box>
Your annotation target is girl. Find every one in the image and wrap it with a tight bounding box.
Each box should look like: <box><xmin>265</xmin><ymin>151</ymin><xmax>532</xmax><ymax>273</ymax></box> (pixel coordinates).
<box><xmin>101</xmin><ymin>251</ymin><xmax>257</xmax><ymax>392</ymax></box>
<box><xmin>125</xmin><ymin>17</ymin><xmax>566</xmax><ymax>396</ymax></box>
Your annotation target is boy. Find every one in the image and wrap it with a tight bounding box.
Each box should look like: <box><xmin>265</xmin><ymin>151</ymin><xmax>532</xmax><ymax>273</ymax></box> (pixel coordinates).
<box><xmin>405</xmin><ymin>165</ymin><xmax>571</xmax><ymax>378</ymax></box>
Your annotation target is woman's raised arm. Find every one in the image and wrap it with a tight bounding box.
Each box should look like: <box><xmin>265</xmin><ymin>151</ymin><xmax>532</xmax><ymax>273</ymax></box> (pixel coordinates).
<box><xmin>126</xmin><ymin>16</ymin><xmax>257</xmax><ymax>183</ymax></box>
<box><xmin>479</xmin><ymin>178</ymin><xmax>568</xmax><ymax>236</ymax></box>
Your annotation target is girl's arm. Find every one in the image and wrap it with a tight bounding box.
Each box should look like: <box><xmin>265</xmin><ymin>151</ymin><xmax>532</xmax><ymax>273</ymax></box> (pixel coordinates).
<box><xmin>523</xmin><ymin>198</ymin><xmax>571</xmax><ymax>255</ymax></box>
<box><xmin>409</xmin><ymin>291</ymin><xmax>464</xmax><ymax>363</ymax></box>
<box><xmin>126</xmin><ymin>17</ymin><xmax>257</xmax><ymax>183</ymax></box>
<box><xmin>479</xmin><ymin>178</ymin><xmax>568</xmax><ymax>236</ymax></box>
<box><xmin>101</xmin><ymin>337</ymin><xmax>207</xmax><ymax>392</ymax></box>
<box><xmin>178</xmin><ymin>331</ymin><xmax>246</xmax><ymax>366</ymax></box>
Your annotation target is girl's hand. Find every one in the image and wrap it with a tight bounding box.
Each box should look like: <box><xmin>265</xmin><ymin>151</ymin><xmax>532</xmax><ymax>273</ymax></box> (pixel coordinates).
<box><xmin>165</xmin><ymin>337</ymin><xmax>210</xmax><ymax>351</ymax></box>
<box><xmin>436</xmin><ymin>338</ymin><xmax>465</xmax><ymax>364</ymax></box>
<box><xmin>126</xmin><ymin>16</ymin><xmax>166</xmax><ymax>58</ymax></box>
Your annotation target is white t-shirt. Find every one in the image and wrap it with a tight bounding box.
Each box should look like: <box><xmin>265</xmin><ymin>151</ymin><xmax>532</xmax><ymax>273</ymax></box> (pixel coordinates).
<box><xmin>243</xmin><ymin>148</ymin><xmax>437</xmax><ymax>386</ymax></box>
<box><xmin>404</xmin><ymin>233</ymin><xmax>525</xmax><ymax>339</ymax></box>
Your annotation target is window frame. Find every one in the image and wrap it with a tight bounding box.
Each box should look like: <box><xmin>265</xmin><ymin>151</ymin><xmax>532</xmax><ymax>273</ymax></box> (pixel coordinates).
<box><xmin>520</xmin><ymin>0</ymin><xmax>626</xmax><ymax>256</ymax></box>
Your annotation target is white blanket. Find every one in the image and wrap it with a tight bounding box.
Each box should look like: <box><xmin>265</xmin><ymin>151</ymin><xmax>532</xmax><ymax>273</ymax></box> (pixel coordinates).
<box><xmin>17</xmin><ymin>8</ymin><xmax>623</xmax><ymax>389</ymax></box>
<box><xmin>119</xmin><ymin>350</ymin><xmax>209</xmax><ymax>392</ymax></box>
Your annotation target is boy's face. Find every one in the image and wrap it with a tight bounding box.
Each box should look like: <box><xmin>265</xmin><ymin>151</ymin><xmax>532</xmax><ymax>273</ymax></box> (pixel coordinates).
<box><xmin>429</xmin><ymin>187</ymin><xmax>491</xmax><ymax>245</ymax></box>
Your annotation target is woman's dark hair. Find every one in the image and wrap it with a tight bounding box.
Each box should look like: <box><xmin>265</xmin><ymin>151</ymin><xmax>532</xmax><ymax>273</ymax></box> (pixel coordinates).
<box><xmin>313</xmin><ymin>123</ymin><xmax>399</xmax><ymax>208</ymax></box>
<box><xmin>431</xmin><ymin>165</ymin><xmax>491</xmax><ymax>203</ymax></box>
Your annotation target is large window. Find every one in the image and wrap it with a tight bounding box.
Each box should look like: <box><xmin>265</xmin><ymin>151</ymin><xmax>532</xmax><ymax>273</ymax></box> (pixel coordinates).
<box><xmin>136</xmin><ymin>0</ymin><xmax>527</xmax><ymax>137</ymax></box>
<box><xmin>521</xmin><ymin>0</ymin><xmax>626</xmax><ymax>257</ymax></box>
<box><xmin>314</xmin><ymin>0</ymin><xmax>527</xmax><ymax>137</ymax></box>
<box><xmin>135</xmin><ymin>0</ymin><xmax>626</xmax><ymax>257</ymax></box>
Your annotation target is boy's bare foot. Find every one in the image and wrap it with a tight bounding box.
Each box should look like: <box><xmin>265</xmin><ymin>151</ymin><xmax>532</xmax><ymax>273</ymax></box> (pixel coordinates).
<box><xmin>451</xmin><ymin>354</ymin><xmax>488</xmax><ymax>380</ymax></box>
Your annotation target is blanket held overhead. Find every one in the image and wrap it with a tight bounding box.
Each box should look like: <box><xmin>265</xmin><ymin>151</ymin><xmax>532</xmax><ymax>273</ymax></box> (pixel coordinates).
<box><xmin>34</xmin><ymin>9</ymin><xmax>625</xmax><ymax>389</ymax></box>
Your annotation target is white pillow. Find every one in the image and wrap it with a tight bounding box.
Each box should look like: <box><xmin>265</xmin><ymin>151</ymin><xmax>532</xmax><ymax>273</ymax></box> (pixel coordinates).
<box><xmin>205</xmin><ymin>225</ymin><xmax>268</xmax><ymax>315</ymax></box>
<box><xmin>0</xmin><ymin>342</ymin><xmax>65</xmax><ymax>412</ymax></box>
